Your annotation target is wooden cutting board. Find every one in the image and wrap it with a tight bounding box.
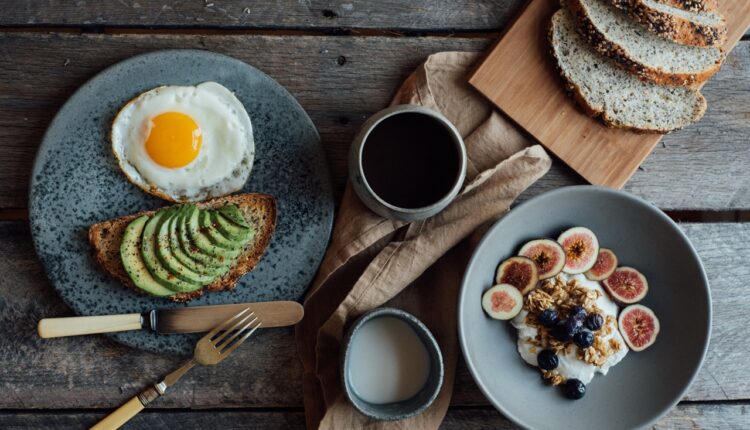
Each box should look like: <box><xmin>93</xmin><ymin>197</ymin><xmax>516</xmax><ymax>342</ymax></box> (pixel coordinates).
<box><xmin>469</xmin><ymin>0</ymin><xmax>750</xmax><ymax>188</ymax></box>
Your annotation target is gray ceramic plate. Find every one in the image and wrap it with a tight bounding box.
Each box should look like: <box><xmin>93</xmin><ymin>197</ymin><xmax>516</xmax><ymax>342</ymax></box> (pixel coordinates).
<box><xmin>29</xmin><ymin>50</ymin><xmax>333</xmax><ymax>355</ymax></box>
<box><xmin>458</xmin><ymin>186</ymin><xmax>711</xmax><ymax>430</ymax></box>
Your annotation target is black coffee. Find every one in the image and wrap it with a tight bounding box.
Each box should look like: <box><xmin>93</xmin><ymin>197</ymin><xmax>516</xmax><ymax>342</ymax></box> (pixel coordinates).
<box><xmin>361</xmin><ymin>112</ymin><xmax>460</xmax><ymax>209</ymax></box>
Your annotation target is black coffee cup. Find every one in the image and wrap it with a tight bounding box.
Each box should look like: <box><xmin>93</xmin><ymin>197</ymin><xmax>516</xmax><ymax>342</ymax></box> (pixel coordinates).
<box><xmin>349</xmin><ymin>105</ymin><xmax>467</xmax><ymax>221</ymax></box>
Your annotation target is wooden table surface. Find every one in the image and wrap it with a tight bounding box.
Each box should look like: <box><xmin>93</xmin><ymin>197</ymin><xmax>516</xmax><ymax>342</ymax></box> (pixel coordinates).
<box><xmin>1</xmin><ymin>1</ymin><xmax>748</xmax><ymax>429</ymax></box>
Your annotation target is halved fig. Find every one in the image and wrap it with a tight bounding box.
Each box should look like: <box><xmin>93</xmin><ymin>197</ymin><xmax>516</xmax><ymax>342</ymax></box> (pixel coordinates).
<box><xmin>602</xmin><ymin>267</ymin><xmax>648</xmax><ymax>304</ymax></box>
<box><xmin>557</xmin><ymin>227</ymin><xmax>599</xmax><ymax>274</ymax></box>
<box><xmin>495</xmin><ymin>256</ymin><xmax>539</xmax><ymax>295</ymax></box>
<box><xmin>518</xmin><ymin>239</ymin><xmax>566</xmax><ymax>280</ymax></box>
<box><xmin>618</xmin><ymin>304</ymin><xmax>660</xmax><ymax>352</ymax></box>
<box><xmin>585</xmin><ymin>248</ymin><xmax>618</xmax><ymax>281</ymax></box>
<box><xmin>481</xmin><ymin>284</ymin><xmax>524</xmax><ymax>320</ymax></box>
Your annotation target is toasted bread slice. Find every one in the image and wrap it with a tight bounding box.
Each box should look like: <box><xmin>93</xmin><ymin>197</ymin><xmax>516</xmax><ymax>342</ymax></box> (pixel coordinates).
<box><xmin>88</xmin><ymin>193</ymin><xmax>276</xmax><ymax>302</ymax></box>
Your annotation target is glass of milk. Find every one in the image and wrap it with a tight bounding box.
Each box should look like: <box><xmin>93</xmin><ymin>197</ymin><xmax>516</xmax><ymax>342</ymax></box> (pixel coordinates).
<box><xmin>341</xmin><ymin>307</ymin><xmax>444</xmax><ymax>421</ymax></box>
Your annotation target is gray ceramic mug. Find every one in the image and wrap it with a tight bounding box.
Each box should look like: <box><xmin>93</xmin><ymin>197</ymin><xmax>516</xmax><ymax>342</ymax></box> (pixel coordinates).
<box><xmin>341</xmin><ymin>307</ymin><xmax>444</xmax><ymax>421</ymax></box>
<box><xmin>349</xmin><ymin>105</ymin><xmax>467</xmax><ymax>222</ymax></box>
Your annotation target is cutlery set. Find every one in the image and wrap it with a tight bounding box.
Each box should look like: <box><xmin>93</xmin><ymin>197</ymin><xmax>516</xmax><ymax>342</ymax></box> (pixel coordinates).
<box><xmin>37</xmin><ymin>301</ymin><xmax>304</xmax><ymax>430</ymax></box>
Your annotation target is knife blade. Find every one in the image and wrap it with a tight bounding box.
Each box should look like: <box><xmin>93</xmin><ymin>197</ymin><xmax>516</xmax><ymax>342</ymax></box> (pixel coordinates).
<box><xmin>37</xmin><ymin>301</ymin><xmax>303</xmax><ymax>338</ymax></box>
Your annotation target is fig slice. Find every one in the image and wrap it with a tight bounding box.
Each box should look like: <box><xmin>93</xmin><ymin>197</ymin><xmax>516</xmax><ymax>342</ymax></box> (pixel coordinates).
<box><xmin>585</xmin><ymin>248</ymin><xmax>618</xmax><ymax>281</ymax></box>
<box><xmin>557</xmin><ymin>227</ymin><xmax>599</xmax><ymax>274</ymax></box>
<box><xmin>481</xmin><ymin>284</ymin><xmax>524</xmax><ymax>320</ymax></box>
<box><xmin>618</xmin><ymin>304</ymin><xmax>660</xmax><ymax>352</ymax></box>
<box><xmin>495</xmin><ymin>256</ymin><xmax>539</xmax><ymax>295</ymax></box>
<box><xmin>518</xmin><ymin>239</ymin><xmax>566</xmax><ymax>280</ymax></box>
<box><xmin>603</xmin><ymin>267</ymin><xmax>648</xmax><ymax>304</ymax></box>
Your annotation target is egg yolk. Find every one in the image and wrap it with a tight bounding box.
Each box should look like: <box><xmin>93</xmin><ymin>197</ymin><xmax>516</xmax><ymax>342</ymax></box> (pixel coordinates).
<box><xmin>145</xmin><ymin>112</ymin><xmax>202</xmax><ymax>168</ymax></box>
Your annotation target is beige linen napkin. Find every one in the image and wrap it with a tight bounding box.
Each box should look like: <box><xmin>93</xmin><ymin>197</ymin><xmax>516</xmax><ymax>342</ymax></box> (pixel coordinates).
<box><xmin>295</xmin><ymin>51</ymin><xmax>552</xmax><ymax>429</ymax></box>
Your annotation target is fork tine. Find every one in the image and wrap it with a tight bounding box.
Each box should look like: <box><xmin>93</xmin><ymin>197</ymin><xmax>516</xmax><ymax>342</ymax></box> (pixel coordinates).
<box><xmin>212</xmin><ymin>312</ymin><xmax>255</xmax><ymax>348</ymax></box>
<box><xmin>215</xmin><ymin>315</ymin><xmax>259</xmax><ymax>349</ymax></box>
<box><xmin>205</xmin><ymin>308</ymin><xmax>250</xmax><ymax>340</ymax></box>
<box><xmin>220</xmin><ymin>319</ymin><xmax>262</xmax><ymax>356</ymax></box>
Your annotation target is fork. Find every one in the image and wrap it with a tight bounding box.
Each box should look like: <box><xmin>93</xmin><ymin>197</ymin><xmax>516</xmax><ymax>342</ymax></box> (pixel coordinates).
<box><xmin>91</xmin><ymin>308</ymin><xmax>261</xmax><ymax>430</ymax></box>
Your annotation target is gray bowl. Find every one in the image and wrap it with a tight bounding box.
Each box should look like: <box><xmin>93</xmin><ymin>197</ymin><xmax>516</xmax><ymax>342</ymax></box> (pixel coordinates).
<box><xmin>458</xmin><ymin>186</ymin><xmax>711</xmax><ymax>430</ymax></box>
<box><xmin>341</xmin><ymin>307</ymin><xmax>444</xmax><ymax>421</ymax></box>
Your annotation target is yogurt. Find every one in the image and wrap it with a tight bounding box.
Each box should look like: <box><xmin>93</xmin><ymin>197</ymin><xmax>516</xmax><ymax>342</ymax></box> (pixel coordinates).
<box><xmin>511</xmin><ymin>273</ymin><xmax>628</xmax><ymax>383</ymax></box>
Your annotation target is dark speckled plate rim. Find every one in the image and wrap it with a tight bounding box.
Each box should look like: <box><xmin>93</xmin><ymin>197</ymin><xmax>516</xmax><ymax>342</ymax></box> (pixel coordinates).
<box><xmin>457</xmin><ymin>185</ymin><xmax>711</xmax><ymax>430</ymax></box>
<box><xmin>28</xmin><ymin>49</ymin><xmax>334</xmax><ymax>350</ymax></box>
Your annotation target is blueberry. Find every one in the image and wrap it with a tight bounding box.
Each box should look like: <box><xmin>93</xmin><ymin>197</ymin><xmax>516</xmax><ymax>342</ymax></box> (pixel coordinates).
<box><xmin>573</xmin><ymin>330</ymin><xmax>595</xmax><ymax>348</ymax></box>
<box><xmin>537</xmin><ymin>349</ymin><xmax>559</xmax><ymax>370</ymax></box>
<box><xmin>552</xmin><ymin>321</ymin><xmax>571</xmax><ymax>342</ymax></box>
<box><xmin>564</xmin><ymin>318</ymin><xmax>582</xmax><ymax>338</ymax></box>
<box><xmin>563</xmin><ymin>379</ymin><xmax>586</xmax><ymax>400</ymax></box>
<box><xmin>569</xmin><ymin>305</ymin><xmax>587</xmax><ymax>321</ymax></box>
<box><xmin>585</xmin><ymin>313</ymin><xmax>604</xmax><ymax>331</ymax></box>
<box><xmin>538</xmin><ymin>309</ymin><xmax>559</xmax><ymax>328</ymax></box>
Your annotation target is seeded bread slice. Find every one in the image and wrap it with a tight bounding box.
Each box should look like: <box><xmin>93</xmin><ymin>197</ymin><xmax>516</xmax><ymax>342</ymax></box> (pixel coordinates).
<box><xmin>570</xmin><ymin>0</ymin><xmax>723</xmax><ymax>86</ymax></box>
<box><xmin>609</xmin><ymin>0</ymin><xmax>726</xmax><ymax>47</ymax></box>
<box><xmin>549</xmin><ymin>8</ymin><xmax>706</xmax><ymax>132</ymax></box>
<box><xmin>652</xmin><ymin>0</ymin><xmax>717</xmax><ymax>13</ymax></box>
<box><xmin>88</xmin><ymin>193</ymin><xmax>277</xmax><ymax>302</ymax></box>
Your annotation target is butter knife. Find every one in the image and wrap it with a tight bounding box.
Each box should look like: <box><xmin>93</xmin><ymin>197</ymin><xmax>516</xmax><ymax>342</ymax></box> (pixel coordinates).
<box><xmin>37</xmin><ymin>301</ymin><xmax>303</xmax><ymax>338</ymax></box>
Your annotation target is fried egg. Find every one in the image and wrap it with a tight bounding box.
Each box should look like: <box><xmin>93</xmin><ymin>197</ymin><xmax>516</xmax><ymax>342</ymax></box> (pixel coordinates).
<box><xmin>111</xmin><ymin>82</ymin><xmax>254</xmax><ymax>202</ymax></box>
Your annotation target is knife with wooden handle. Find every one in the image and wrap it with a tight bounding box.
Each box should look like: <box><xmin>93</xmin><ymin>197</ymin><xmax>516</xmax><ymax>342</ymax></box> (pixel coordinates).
<box><xmin>37</xmin><ymin>301</ymin><xmax>303</xmax><ymax>338</ymax></box>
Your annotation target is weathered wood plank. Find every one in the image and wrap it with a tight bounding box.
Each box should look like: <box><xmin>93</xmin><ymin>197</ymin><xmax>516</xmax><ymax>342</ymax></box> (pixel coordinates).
<box><xmin>0</xmin><ymin>410</ymin><xmax>307</xmax><ymax>430</ymax></box>
<box><xmin>681</xmin><ymin>223</ymin><xmax>750</xmax><ymax>402</ymax></box>
<box><xmin>0</xmin><ymin>1</ymin><xmax>524</xmax><ymax>31</ymax></box>
<box><xmin>0</xmin><ymin>221</ymin><xmax>748</xmax><ymax>409</ymax></box>
<box><xmin>0</xmin><ymin>33</ymin><xmax>748</xmax><ymax>210</ymax></box>
<box><xmin>3</xmin><ymin>1</ymin><xmax>749</xmax><ymax>38</ymax></box>
<box><xmin>0</xmin><ymin>403</ymin><xmax>747</xmax><ymax>429</ymax></box>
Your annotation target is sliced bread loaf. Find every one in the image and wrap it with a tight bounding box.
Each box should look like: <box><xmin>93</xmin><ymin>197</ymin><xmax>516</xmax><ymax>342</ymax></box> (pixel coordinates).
<box><xmin>652</xmin><ymin>0</ymin><xmax>717</xmax><ymax>13</ymax></box>
<box><xmin>570</xmin><ymin>0</ymin><xmax>723</xmax><ymax>86</ymax></box>
<box><xmin>609</xmin><ymin>0</ymin><xmax>726</xmax><ymax>47</ymax></box>
<box><xmin>549</xmin><ymin>8</ymin><xmax>706</xmax><ymax>132</ymax></box>
<box><xmin>88</xmin><ymin>193</ymin><xmax>277</xmax><ymax>302</ymax></box>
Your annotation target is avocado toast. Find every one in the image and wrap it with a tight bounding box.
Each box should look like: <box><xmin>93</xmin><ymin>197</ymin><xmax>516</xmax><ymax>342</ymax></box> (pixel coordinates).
<box><xmin>88</xmin><ymin>193</ymin><xmax>276</xmax><ymax>302</ymax></box>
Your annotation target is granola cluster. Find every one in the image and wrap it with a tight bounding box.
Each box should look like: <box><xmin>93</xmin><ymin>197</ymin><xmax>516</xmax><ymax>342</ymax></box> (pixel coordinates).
<box><xmin>521</xmin><ymin>275</ymin><xmax>622</xmax><ymax>385</ymax></box>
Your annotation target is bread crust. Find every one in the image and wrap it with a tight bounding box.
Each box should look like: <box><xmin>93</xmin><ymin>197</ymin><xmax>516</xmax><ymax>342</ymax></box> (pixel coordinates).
<box><xmin>88</xmin><ymin>193</ymin><xmax>277</xmax><ymax>302</ymax></box>
<box><xmin>653</xmin><ymin>0</ymin><xmax>717</xmax><ymax>13</ymax></box>
<box><xmin>569</xmin><ymin>0</ymin><xmax>723</xmax><ymax>87</ymax></box>
<box><xmin>609</xmin><ymin>0</ymin><xmax>727</xmax><ymax>47</ymax></box>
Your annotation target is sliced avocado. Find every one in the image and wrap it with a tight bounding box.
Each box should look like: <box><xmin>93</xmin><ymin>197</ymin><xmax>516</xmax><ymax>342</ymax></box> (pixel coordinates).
<box><xmin>168</xmin><ymin>206</ymin><xmax>204</xmax><ymax>269</ymax></box>
<box><xmin>212</xmin><ymin>211</ymin><xmax>253</xmax><ymax>242</ymax></box>
<box><xmin>141</xmin><ymin>209</ymin><xmax>203</xmax><ymax>293</ymax></box>
<box><xmin>120</xmin><ymin>216</ymin><xmax>174</xmax><ymax>298</ymax></box>
<box><xmin>218</xmin><ymin>204</ymin><xmax>250</xmax><ymax>228</ymax></box>
<box><xmin>169</xmin><ymin>206</ymin><xmax>229</xmax><ymax>277</ymax></box>
<box><xmin>186</xmin><ymin>207</ymin><xmax>242</xmax><ymax>259</ymax></box>
<box><xmin>156</xmin><ymin>207</ymin><xmax>216</xmax><ymax>285</ymax></box>
<box><xmin>201</xmin><ymin>210</ymin><xmax>244</xmax><ymax>250</ymax></box>
<box><xmin>177</xmin><ymin>206</ymin><xmax>233</xmax><ymax>269</ymax></box>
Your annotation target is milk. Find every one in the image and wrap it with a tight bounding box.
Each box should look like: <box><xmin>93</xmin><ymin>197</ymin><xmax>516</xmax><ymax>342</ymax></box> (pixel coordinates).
<box><xmin>347</xmin><ymin>316</ymin><xmax>431</xmax><ymax>404</ymax></box>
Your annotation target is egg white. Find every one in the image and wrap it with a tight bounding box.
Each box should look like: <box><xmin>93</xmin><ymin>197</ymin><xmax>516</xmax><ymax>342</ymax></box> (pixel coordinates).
<box><xmin>111</xmin><ymin>82</ymin><xmax>255</xmax><ymax>202</ymax></box>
